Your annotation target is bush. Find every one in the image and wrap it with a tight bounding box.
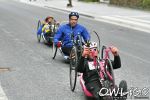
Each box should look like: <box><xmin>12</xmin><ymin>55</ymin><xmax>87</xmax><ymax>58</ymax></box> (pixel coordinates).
<box><xmin>143</xmin><ymin>0</ymin><xmax>150</xmax><ymax>9</ymax></box>
<box><xmin>110</xmin><ymin>0</ymin><xmax>143</xmax><ymax>8</ymax></box>
<box><xmin>78</xmin><ymin>0</ymin><xmax>99</xmax><ymax>2</ymax></box>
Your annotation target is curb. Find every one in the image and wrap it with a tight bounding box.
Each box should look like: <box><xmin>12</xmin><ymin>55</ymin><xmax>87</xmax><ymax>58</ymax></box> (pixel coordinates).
<box><xmin>44</xmin><ymin>6</ymin><xmax>95</xmax><ymax>19</ymax></box>
<box><xmin>19</xmin><ymin>0</ymin><xmax>150</xmax><ymax>33</ymax></box>
<box><xmin>43</xmin><ymin>4</ymin><xmax>150</xmax><ymax>34</ymax></box>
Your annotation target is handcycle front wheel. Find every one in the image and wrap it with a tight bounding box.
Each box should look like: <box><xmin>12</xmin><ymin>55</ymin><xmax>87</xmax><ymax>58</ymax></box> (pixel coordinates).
<box><xmin>69</xmin><ymin>46</ymin><xmax>78</xmax><ymax>92</ymax></box>
<box><xmin>98</xmin><ymin>59</ymin><xmax>115</xmax><ymax>100</ymax></box>
<box><xmin>52</xmin><ymin>42</ymin><xmax>57</xmax><ymax>59</ymax></box>
<box><xmin>101</xmin><ymin>45</ymin><xmax>115</xmax><ymax>86</ymax></box>
<box><xmin>101</xmin><ymin>45</ymin><xmax>107</xmax><ymax>59</ymax></box>
<box><xmin>104</xmin><ymin>58</ymin><xmax>115</xmax><ymax>87</ymax></box>
<box><xmin>37</xmin><ymin>20</ymin><xmax>41</xmax><ymax>42</ymax></box>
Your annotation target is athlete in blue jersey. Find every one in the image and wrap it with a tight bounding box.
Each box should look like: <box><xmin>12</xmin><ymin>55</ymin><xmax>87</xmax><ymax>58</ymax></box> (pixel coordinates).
<box><xmin>54</xmin><ymin>12</ymin><xmax>90</xmax><ymax>57</ymax></box>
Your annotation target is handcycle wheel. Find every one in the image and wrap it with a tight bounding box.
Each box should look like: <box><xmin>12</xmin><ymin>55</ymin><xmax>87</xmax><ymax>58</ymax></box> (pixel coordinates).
<box><xmin>52</xmin><ymin>42</ymin><xmax>57</xmax><ymax>59</ymax></box>
<box><xmin>101</xmin><ymin>45</ymin><xmax>115</xmax><ymax>86</ymax></box>
<box><xmin>47</xmin><ymin>36</ymin><xmax>54</xmax><ymax>45</ymax></box>
<box><xmin>69</xmin><ymin>46</ymin><xmax>78</xmax><ymax>92</ymax></box>
<box><xmin>118</xmin><ymin>80</ymin><xmax>127</xmax><ymax>100</ymax></box>
<box><xmin>101</xmin><ymin>45</ymin><xmax>106</xmax><ymax>59</ymax></box>
<box><xmin>76</xmin><ymin>35</ymin><xmax>83</xmax><ymax>58</ymax></box>
<box><xmin>37</xmin><ymin>20</ymin><xmax>41</xmax><ymax>42</ymax></box>
<box><xmin>104</xmin><ymin>58</ymin><xmax>115</xmax><ymax>88</ymax></box>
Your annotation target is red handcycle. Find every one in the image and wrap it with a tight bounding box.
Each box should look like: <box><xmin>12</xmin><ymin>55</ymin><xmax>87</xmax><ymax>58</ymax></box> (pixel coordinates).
<box><xmin>69</xmin><ymin>31</ymin><xmax>128</xmax><ymax>100</ymax></box>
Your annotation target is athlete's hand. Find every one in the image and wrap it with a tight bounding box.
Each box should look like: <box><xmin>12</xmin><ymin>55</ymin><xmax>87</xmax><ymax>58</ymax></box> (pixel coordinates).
<box><xmin>111</xmin><ymin>46</ymin><xmax>119</xmax><ymax>56</ymax></box>
<box><xmin>82</xmin><ymin>46</ymin><xmax>90</xmax><ymax>57</ymax></box>
<box><xmin>56</xmin><ymin>41</ymin><xmax>62</xmax><ymax>48</ymax></box>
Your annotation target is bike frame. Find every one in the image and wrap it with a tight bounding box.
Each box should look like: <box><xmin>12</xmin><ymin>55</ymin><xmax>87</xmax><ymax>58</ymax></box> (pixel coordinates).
<box><xmin>99</xmin><ymin>46</ymin><xmax>113</xmax><ymax>81</ymax></box>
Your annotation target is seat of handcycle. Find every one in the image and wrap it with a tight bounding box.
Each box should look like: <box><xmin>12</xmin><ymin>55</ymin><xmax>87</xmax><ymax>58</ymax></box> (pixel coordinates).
<box><xmin>80</xmin><ymin>62</ymin><xmax>102</xmax><ymax>98</ymax></box>
<box><xmin>83</xmin><ymin>70</ymin><xmax>99</xmax><ymax>84</ymax></box>
<box><xmin>83</xmin><ymin>69</ymin><xmax>101</xmax><ymax>87</ymax></box>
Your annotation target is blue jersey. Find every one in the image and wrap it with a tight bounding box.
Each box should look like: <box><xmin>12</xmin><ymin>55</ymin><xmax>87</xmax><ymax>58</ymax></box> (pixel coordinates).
<box><xmin>54</xmin><ymin>23</ymin><xmax>90</xmax><ymax>47</ymax></box>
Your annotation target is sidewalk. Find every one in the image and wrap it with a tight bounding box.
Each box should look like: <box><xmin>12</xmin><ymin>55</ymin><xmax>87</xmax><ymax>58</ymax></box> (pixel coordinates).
<box><xmin>19</xmin><ymin>0</ymin><xmax>150</xmax><ymax>33</ymax></box>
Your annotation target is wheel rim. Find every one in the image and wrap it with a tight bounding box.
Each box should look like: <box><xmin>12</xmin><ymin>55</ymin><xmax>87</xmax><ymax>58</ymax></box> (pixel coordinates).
<box><xmin>69</xmin><ymin>47</ymin><xmax>78</xmax><ymax>91</ymax></box>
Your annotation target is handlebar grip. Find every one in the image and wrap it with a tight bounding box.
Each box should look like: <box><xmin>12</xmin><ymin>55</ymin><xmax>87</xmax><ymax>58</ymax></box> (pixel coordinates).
<box><xmin>86</xmin><ymin>40</ymin><xmax>90</xmax><ymax>47</ymax></box>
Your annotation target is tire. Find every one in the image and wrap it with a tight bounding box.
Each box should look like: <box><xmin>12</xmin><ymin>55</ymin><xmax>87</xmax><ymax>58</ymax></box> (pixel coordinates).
<box><xmin>118</xmin><ymin>80</ymin><xmax>127</xmax><ymax>100</ymax></box>
<box><xmin>105</xmin><ymin>59</ymin><xmax>115</xmax><ymax>88</ymax></box>
<box><xmin>37</xmin><ymin>20</ymin><xmax>41</xmax><ymax>31</ymax></box>
<box><xmin>49</xmin><ymin>37</ymin><xmax>53</xmax><ymax>46</ymax></box>
<box><xmin>99</xmin><ymin>58</ymin><xmax>115</xmax><ymax>100</ymax></box>
<box><xmin>37</xmin><ymin>20</ymin><xmax>41</xmax><ymax>42</ymax></box>
<box><xmin>95</xmin><ymin>95</ymin><xmax>103</xmax><ymax>100</ymax></box>
<box><xmin>101</xmin><ymin>45</ymin><xmax>106</xmax><ymax>59</ymax></box>
<box><xmin>52</xmin><ymin>42</ymin><xmax>57</xmax><ymax>59</ymax></box>
<box><xmin>69</xmin><ymin>46</ymin><xmax>78</xmax><ymax>92</ymax></box>
<box><xmin>76</xmin><ymin>35</ymin><xmax>83</xmax><ymax>59</ymax></box>
<box><xmin>37</xmin><ymin>35</ymin><xmax>41</xmax><ymax>43</ymax></box>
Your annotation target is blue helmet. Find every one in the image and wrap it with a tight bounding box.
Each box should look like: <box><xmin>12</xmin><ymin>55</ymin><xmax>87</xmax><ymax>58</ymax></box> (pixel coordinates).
<box><xmin>69</xmin><ymin>12</ymin><xmax>79</xmax><ymax>19</ymax></box>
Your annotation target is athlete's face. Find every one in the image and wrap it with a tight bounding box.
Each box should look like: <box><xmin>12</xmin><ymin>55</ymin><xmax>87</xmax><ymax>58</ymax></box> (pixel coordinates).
<box><xmin>69</xmin><ymin>16</ymin><xmax>78</xmax><ymax>27</ymax></box>
<box><xmin>47</xmin><ymin>18</ymin><xmax>53</xmax><ymax>23</ymax></box>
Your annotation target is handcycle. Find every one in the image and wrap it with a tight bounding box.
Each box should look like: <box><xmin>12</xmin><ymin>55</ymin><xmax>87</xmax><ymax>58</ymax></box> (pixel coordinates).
<box><xmin>52</xmin><ymin>32</ymin><xmax>83</xmax><ymax>91</ymax></box>
<box><xmin>69</xmin><ymin>32</ymin><xmax>83</xmax><ymax>91</ymax></box>
<box><xmin>69</xmin><ymin>31</ymin><xmax>128</xmax><ymax>100</ymax></box>
<box><xmin>36</xmin><ymin>20</ymin><xmax>59</xmax><ymax>45</ymax></box>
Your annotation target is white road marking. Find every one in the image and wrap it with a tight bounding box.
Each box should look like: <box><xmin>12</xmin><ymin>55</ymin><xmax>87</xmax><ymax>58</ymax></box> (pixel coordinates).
<box><xmin>115</xmin><ymin>15</ymin><xmax>150</xmax><ymax>24</ymax></box>
<box><xmin>0</xmin><ymin>83</ymin><xmax>8</xmax><ymax>100</ymax></box>
<box><xmin>95</xmin><ymin>17</ymin><xmax>150</xmax><ymax>34</ymax></box>
<box><xmin>99</xmin><ymin>16</ymin><xmax>150</xmax><ymax>29</ymax></box>
<box><xmin>18</xmin><ymin>0</ymin><xmax>150</xmax><ymax>33</ymax></box>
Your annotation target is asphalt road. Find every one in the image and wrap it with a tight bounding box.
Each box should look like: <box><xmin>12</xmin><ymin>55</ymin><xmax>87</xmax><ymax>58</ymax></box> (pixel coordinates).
<box><xmin>0</xmin><ymin>0</ymin><xmax>149</xmax><ymax>100</ymax></box>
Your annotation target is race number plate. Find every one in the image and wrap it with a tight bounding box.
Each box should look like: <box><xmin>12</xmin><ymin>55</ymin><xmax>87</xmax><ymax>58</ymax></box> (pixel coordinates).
<box><xmin>88</xmin><ymin>61</ymin><xmax>95</xmax><ymax>70</ymax></box>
